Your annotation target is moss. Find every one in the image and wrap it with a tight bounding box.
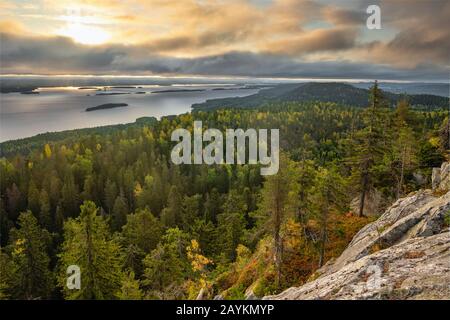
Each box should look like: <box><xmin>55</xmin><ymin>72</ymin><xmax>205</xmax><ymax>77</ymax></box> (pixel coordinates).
<box><xmin>224</xmin><ymin>284</ymin><xmax>246</xmax><ymax>300</ymax></box>
<box><xmin>443</xmin><ymin>210</ymin><xmax>450</xmax><ymax>228</ymax></box>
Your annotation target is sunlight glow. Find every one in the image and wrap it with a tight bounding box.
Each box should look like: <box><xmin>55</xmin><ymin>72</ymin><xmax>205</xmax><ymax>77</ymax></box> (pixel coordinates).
<box><xmin>58</xmin><ymin>21</ymin><xmax>111</xmax><ymax>45</ymax></box>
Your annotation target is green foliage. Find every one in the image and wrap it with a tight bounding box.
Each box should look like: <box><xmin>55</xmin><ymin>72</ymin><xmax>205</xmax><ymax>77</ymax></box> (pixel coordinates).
<box><xmin>58</xmin><ymin>201</ymin><xmax>124</xmax><ymax>299</ymax></box>
<box><xmin>118</xmin><ymin>271</ymin><xmax>143</xmax><ymax>300</ymax></box>
<box><xmin>0</xmin><ymin>93</ymin><xmax>446</xmax><ymax>299</ymax></box>
<box><xmin>142</xmin><ymin>228</ymin><xmax>190</xmax><ymax>299</ymax></box>
<box><xmin>112</xmin><ymin>191</ymin><xmax>129</xmax><ymax>231</ymax></box>
<box><xmin>7</xmin><ymin>211</ymin><xmax>53</xmax><ymax>299</ymax></box>
<box><xmin>121</xmin><ymin>208</ymin><xmax>162</xmax><ymax>276</ymax></box>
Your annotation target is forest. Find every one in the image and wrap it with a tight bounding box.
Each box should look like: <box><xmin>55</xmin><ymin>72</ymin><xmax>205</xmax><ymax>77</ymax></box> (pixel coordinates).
<box><xmin>0</xmin><ymin>83</ymin><xmax>448</xmax><ymax>300</ymax></box>
<box><xmin>192</xmin><ymin>82</ymin><xmax>448</xmax><ymax>110</ymax></box>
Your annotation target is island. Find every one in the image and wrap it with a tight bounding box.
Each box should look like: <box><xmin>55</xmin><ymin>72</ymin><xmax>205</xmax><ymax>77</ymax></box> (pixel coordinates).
<box><xmin>151</xmin><ymin>89</ymin><xmax>206</xmax><ymax>93</ymax></box>
<box><xmin>20</xmin><ymin>91</ymin><xmax>40</xmax><ymax>95</ymax></box>
<box><xmin>85</xmin><ymin>103</ymin><xmax>128</xmax><ymax>112</ymax></box>
<box><xmin>110</xmin><ymin>86</ymin><xmax>137</xmax><ymax>89</ymax></box>
<box><xmin>95</xmin><ymin>92</ymin><xmax>130</xmax><ymax>96</ymax></box>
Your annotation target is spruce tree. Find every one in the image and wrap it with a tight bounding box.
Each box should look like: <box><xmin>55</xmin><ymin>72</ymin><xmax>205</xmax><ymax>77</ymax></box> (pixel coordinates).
<box><xmin>258</xmin><ymin>153</ymin><xmax>299</xmax><ymax>286</ymax></box>
<box><xmin>58</xmin><ymin>201</ymin><xmax>123</xmax><ymax>299</ymax></box>
<box><xmin>112</xmin><ymin>190</ymin><xmax>129</xmax><ymax>231</ymax></box>
<box><xmin>160</xmin><ymin>186</ymin><xmax>182</xmax><ymax>228</ymax></box>
<box><xmin>350</xmin><ymin>81</ymin><xmax>389</xmax><ymax>216</ymax></box>
<box><xmin>8</xmin><ymin>211</ymin><xmax>53</xmax><ymax>299</ymax></box>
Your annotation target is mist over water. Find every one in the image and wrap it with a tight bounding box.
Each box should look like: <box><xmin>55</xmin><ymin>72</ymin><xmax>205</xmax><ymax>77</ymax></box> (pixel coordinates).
<box><xmin>0</xmin><ymin>85</ymin><xmax>259</xmax><ymax>142</ymax></box>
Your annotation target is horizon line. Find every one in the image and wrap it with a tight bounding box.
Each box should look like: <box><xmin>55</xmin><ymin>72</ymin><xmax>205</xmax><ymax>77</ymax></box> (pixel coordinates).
<box><xmin>2</xmin><ymin>73</ymin><xmax>449</xmax><ymax>84</ymax></box>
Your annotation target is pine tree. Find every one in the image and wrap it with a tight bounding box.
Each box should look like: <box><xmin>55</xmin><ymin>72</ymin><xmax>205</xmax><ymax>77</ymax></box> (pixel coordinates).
<box><xmin>258</xmin><ymin>153</ymin><xmax>299</xmax><ymax>286</ymax></box>
<box><xmin>61</xmin><ymin>174</ymin><xmax>79</xmax><ymax>217</ymax></box>
<box><xmin>296</xmin><ymin>160</ymin><xmax>316</xmax><ymax>238</ymax></box>
<box><xmin>104</xmin><ymin>179</ymin><xmax>117</xmax><ymax>214</ymax></box>
<box><xmin>0</xmin><ymin>248</ymin><xmax>13</xmax><ymax>299</ymax></box>
<box><xmin>143</xmin><ymin>228</ymin><xmax>189</xmax><ymax>299</ymax></box>
<box><xmin>121</xmin><ymin>208</ymin><xmax>162</xmax><ymax>253</ymax></box>
<box><xmin>27</xmin><ymin>181</ymin><xmax>40</xmax><ymax>218</ymax></box>
<box><xmin>351</xmin><ymin>81</ymin><xmax>389</xmax><ymax>216</ymax></box>
<box><xmin>181</xmin><ymin>194</ymin><xmax>202</xmax><ymax>229</ymax></box>
<box><xmin>112</xmin><ymin>190</ymin><xmax>129</xmax><ymax>231</ymax></box>
<box><xmin>8</xmin><ymin>211</ymin><xmax>53</xmax><ymax>299</ymax></box>
<box><xmin>6</xmin><ymin>183</ymin><xmax>22</xmax><ymax>220</ymax></box>
<box><xmin>121</xmin><ymin>208</ymin><xmax>162</xmax><ymax>275</ymax></box>
<box><xmin>215</xmin><ymin>190</ymin><xmax>247</xmax><ymax>262</ymax></box>
<box><xmin>58</xmin><ymin>201</ymin><xmax>123</xmax><ymax>299</ymax></box>
<box><xmin>160</xmin><ymin>186</ymin><xmax>182</xmax><ymax>228</ymax></box>
<box><xmin>310</xmin><ymin>167</ymin><xmax>347</xmax><ymax>267</ymax></box>
<box><xmin>0</xmin><ymin>199</ymin><xmax>13</xmax><ymax>247</ymax></box>
<box><xmin>393</xmin><ymin>102</ymin><xmax>416</xmax><ymax>199</ymax></box>
<box><xmin>39</xmin><ymin>189</ymin><xmax>52</xmax><ymax>230</ymax></box>
<box><xmin>203</xmin><ymin>188</ymin><xmax>221</xmax><ymax>223</ymax></box>
<box><xmin>118</xmin><ymin>271</ymin><xmax>143</xmax><ymax>300</ymax></box>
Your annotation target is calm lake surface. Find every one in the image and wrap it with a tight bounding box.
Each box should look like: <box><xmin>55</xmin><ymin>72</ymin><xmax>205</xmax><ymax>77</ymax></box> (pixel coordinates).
<box><xmin>0</xmin><ymin>84</ymin><xmax>259</xmax><ymax>142</ymax></box>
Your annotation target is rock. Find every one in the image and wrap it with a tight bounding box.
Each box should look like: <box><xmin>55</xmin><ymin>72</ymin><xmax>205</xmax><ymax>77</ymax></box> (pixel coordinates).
<box><xmin>432</xmin><ymin>162</ymin><xmax>449</xmax><ymax>191</ymax></box>
<box><xmin>350</xmin><ymin>188</ymin><xmax>384</xmax><ymax>217</ymax></box>
<box><xmin>439</xmin><ymin>162</ymin><xmax>449</xmax><ymax>191</ymax></box>
<box><xmin>264</xmin><ymin>232</ymin><xmax>450</xmax><ymax>300</ymax></box>
<box><xmin>196</xmin><ymin>287</ymin><xmax>205</xmax><ymax>300</ymax></box>
<box><xmin>245</xmin><ymin>289</ymin><xmax>258</xmax><ymax>300</ymax></box>
<box><xmin>265</xmin><ymin>174</ymin><xmax>450</xmax><ymax>300</ymax></box>
<box><xmin>432</xmin><ymin>168</ymin><xmax>441</xmax><ymax>190</ymax></box>
<box><xmin>412</xmin><ymin>172</ymin><xmax>427</xmax><ymax>186</ymax></box>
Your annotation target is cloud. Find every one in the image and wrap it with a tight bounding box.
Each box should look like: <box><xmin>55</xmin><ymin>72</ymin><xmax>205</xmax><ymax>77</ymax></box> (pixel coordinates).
<box><xmin>264</xmin><ymin>27</ymin><xmax>358</xmax><ymax>55</ymax></box>
<box><xmin>0</xmin><ymin>0</ymin><xmax>449</xmax><ymax>80</ymax></box>
<box><xmin>357</xmin><ymin>0</ymin><xmax>450</xmax><ymax>67</ymax></box>
<box><xmin>0</xmin><ymin>32</ymin><xmax>127</xmax><ymax>73</ymax></box>
<box><xmin>322</xmin><ymin>6</ymin><xmax>365</xmax><ymax>26</ymax></box>
<box><xmin>1</xmin><ymin>32</ymin><xmax>448</xmax><ymax>80</ymax></box>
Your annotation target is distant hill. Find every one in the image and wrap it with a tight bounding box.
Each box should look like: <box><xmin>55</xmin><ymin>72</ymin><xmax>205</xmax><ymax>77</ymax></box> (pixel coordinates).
<box><xmin>353</xmin><ymin>82</ymin><xmax>449</xmax><ymax>97</ymax></box>
<box><xmin>192</xmin><ymin>82</ymin><xmax>448</xmax><ymax>110</ymax></box>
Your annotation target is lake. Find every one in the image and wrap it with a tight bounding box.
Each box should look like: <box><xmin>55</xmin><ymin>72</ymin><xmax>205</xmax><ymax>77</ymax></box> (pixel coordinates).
<box><xmin>0</xmin><ymin>84</ymin><xmax>259</xmax><ymax>142</ymax></box>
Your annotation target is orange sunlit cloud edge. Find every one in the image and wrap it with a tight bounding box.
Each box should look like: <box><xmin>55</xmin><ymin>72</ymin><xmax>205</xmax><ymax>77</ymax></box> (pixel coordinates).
<box><xmin>0</xmin><ymin>0</ymin><xmax>449</xmax><ymax>81</ymax></box>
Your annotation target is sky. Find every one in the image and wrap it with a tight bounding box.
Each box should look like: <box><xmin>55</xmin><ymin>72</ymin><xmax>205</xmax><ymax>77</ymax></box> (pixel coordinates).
<box><xmin>0</xmin><ymin>0</ymin><xmax>449</xmax><ymax>81</ymax></box>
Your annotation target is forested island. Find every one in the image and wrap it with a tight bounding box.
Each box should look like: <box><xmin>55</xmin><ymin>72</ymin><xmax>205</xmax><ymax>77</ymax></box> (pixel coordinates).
<box><xmin>0</xmin><ymin>83</ymin><xmax>448</xmax><ymax>300</ymax></box>
<box><xmin>95</xmin><ymin>92</ymin><xmax>130</xmax><ymax>96</ymax></box>
<box><xmin>152</xmin><ymin>89</ymin><xmax>206</xmax><ymax>93</ymax></box>
<box><xmin>85</xmin><ymin>103</ymin><xmax>129</xmax><ymax>112</ymax></box>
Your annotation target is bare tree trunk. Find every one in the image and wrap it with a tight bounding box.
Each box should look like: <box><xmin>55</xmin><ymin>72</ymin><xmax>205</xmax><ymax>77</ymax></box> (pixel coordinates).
<box><xmin>396</xmin><ymin>150</ymin><xmax>405</xmax><ymax>199</ymax></box>
<box><xmin>274</xmin><ymin>179</ymin><xmax>282</xmax><ymax>288</ymax></box>
<box><xmin>318</xmin><ymin>199</ymin><xmax>329</xmax><ymax>267</ymax></box>
<box><xmin>359</xmin><ymin>171</ymin><xmax>368</xmax><ymax>217</ymax></box>
<box><xmin>274</xmin><ymin>208</ymin><xmax>282</xmax><ymax>288</ymax></box>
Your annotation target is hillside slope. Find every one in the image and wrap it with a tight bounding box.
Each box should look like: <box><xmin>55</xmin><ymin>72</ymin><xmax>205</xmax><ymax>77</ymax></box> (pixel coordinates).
<box><xmin>192</xmin><ymin>83</ymin><xmax>448</xmax><ymax>110</ymax></box>
<box><xmin>265</xmin><ymin>162</ymin><xmax>450</xmax><ymax>300</ymax></box>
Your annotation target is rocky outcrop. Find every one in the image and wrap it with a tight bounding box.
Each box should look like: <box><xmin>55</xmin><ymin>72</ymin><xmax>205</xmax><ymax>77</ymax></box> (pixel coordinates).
<box><xmin>432</xmin><ymin>162</ymin><xmax>450</xmax><ymax>191</ymax></box>
<box><xmin>265</xmin><ymin>163</ymin><xmax>450</xmax><ymax>300</ymax></box>
<box><xmin>350</xmin><ymin>188</ymin><xmax>384</xmax><ymax>217</ymax></box>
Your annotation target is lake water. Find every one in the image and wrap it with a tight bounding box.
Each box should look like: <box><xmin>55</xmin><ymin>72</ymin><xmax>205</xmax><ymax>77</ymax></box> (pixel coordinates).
<box><xmin>0</xmin><ymin>84</ymin><xmax>259</xmax><ymax>142</ymax></box>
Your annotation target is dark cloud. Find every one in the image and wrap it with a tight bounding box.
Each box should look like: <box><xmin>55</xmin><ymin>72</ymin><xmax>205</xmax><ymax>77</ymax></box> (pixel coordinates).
<box><xmin>0</xmin><ymin>32</ymin><xmax>127</xmax><ymax>73</ymax></box>
<box><xmin>1</xmin><ymin>32</ymin><xmax>447</xmax><ymax>81</ymax></box>
<box><xmin>265</xmin><ymin>27</ymin><xmax>358</xmax><ymax>55</ymax></box>
<box><xmin>360</xmin><ymin>0</ymin><xmax>450</xmax><ymax>67</ymax></box>
<box><xmin>322</xmin><ymin>6</ymin><xmax>366</xmax><ymax>26</ymax></box>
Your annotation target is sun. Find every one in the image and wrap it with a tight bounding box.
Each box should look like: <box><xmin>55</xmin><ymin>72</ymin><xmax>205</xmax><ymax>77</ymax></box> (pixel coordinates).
<box><xmin>58</xmin><ymin>22</ymin><xmax>111</xmax><ymax>45</ymax></box>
